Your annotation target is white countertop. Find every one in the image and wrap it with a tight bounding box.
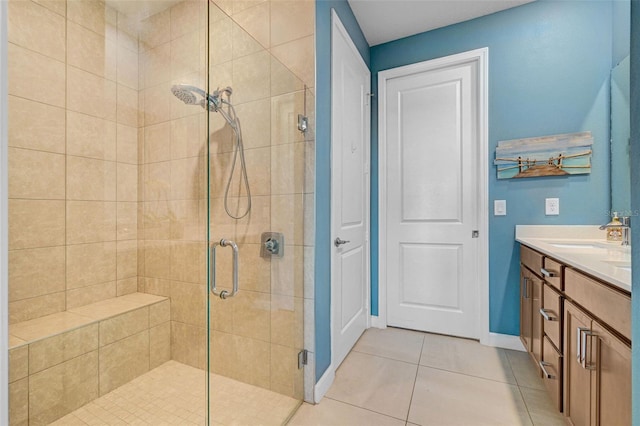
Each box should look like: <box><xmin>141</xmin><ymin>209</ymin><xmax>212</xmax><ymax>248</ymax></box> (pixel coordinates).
<box><xmin>515</xmin><ymin>225</ymin><xmax>631</xmax><ymax>293</ymax></box>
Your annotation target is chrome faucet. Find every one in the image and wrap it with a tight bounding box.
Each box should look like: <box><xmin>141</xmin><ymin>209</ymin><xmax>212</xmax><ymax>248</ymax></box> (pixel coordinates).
<box><xmin>599</xmin><ymin>216</ymin><xmax>631</xmax><ymax>246</ymax></box>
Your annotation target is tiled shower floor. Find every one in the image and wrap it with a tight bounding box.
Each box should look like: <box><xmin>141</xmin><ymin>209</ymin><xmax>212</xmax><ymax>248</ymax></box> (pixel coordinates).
<box><xmin>50</xmin><ymin>361</ymin><xmax>300</xmax><ymax>425</ymax></box>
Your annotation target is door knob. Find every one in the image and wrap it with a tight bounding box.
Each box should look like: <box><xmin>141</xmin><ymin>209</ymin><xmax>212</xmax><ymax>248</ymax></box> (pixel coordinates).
<box><xmin>334</xmin><ymin>237</ymin><xmax>350</xmax><ymax>247</ymax></box>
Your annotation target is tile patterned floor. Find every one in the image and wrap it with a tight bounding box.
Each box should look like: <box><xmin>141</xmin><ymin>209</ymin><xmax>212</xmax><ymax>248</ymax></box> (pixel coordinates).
<box><xmin>51</xmin><ymin>361</ymin><xmax>300</xmax><ymax>425</ymax></box>
<box><xmin>289</xmin><ymin>327</ymin><xmax>566</xmax><ymax>426</ymax></box>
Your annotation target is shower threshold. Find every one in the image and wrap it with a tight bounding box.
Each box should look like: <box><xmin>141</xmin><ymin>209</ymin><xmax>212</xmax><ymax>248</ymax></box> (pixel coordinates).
<box><xmin>49</xmin><ymin>361</ymin><xmax>300</xmax><ymax>425</ymax></box>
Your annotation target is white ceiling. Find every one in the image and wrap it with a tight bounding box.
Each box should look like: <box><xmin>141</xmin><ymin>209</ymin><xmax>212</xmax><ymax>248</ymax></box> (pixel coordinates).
<box><xmin>348</xmin><ymin>0</ymin><xmax>536</xmax><ymax>46</ymax></box>
<box><xmin>104</xmin><ymin>0</ymin><xmax>181</xmax><ymax>19</ymax></box>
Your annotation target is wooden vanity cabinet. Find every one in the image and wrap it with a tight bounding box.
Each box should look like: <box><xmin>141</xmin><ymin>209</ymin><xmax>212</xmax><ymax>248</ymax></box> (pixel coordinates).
<box><xmin>564</xmin><ymin>300</ymin><xmax>631</xmax><ymax>426</ymax></box>
<box><xmin>520</xmin><ymin>266</ymin><xmax>542</xmax><ymax>368</ymax></box>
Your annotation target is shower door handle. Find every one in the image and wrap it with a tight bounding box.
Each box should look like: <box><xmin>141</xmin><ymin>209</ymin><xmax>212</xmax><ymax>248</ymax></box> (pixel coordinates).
<box><xmin>209</xmin><ymin>239</ymin><xmax>239</xmax><ymax>299</ymax></box>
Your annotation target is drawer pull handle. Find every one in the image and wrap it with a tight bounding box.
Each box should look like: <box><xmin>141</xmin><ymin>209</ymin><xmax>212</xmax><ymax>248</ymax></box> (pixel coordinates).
<box><xmin>539</xmin><ymin>361</ymin><xmax>556</xmax><ymax>379</ymax></box>
<box><xmin>579</xmin><ymin>329</ymin><xmax>598</xmax><ymax>370</ymax></box>
<box><xmin>541</xmin><ymin>268</ymin><xmax>558</xmax><ymax>278</ymax></box>
<box><xmin>539</xmin><ymin>308</ymin><xmax>557</xmax><ymax>321</ymax></box>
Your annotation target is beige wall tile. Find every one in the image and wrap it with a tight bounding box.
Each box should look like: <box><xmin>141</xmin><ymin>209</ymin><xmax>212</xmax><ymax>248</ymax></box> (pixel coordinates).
<box><xmin>270</xmin><ymin>142</ymin><xmax>305</xmax><ymax>195</ymax></box>
<box><xmin>117</xmin><ymin>84</ymin><xmax>138</xmax><ymax>126</ymax></box>
<box><xmin>99</xmin><ymin>330</ymin><xmax>150</xmax><ymax>395</ymax></box>
<box><xmin>209</xmin><ymin>16</ymin><xmax>232</xmax><ymax>65</ymax></box>
<box><xmin>210</xmin><ymin>195</ymin><xmax>270</xmax><ymax>244</ymax></box>
<box><xmin>217</xmin><ymin>243</ymin><xmax>270</xmax><ymax>294</ymax></box>
<box><xmin>117</xmin><ymin>163</ymin><xmax>138</xmax><ymax>201</ymax></box>
<box><xmin>150</xmin><ymin>322</ymin><xmax>171</xmax><ymax>369</ymax></box>
<box><xmin>271</xmin><ymin>91</ymin><xmax>306</xmax><ymax>145</ymax></box>
<box><xmin>233</xmin><ymin>2</ymin><xmax>270</xmax><ymax>49</ymax></box>
<box><xmin>9</xmin><ymin>377</ymin><xmax>29</xmax><ymax>426</ymax></box>
<box><xmin>169</xmin><ymin>199</ymin><xmax>201</xmax><ymax>241</ymax></box>
<box><xmin>270</xmin><ymin>343</ymin><xmax>302</xmax><ymax>398</ymax></box>
<box><xmin>33</xmin><ymin>0</ymin><xmax>66</xmax><ymax>17</ymax></box>
<box><xmin>145</xmin><ymin>122</ymin><xmax>172</xmax><ymax>163</ymax></box>
<box><xmin>150</xmin><ymin>299</ymin><xmax>170</xmax><ymax>327</ymax></box>
<box><xmin>233</xmin><ymin>99</ymin><xmax>271</xmax><ymax>150</ymax></box>
<box><xmin>230</xmin><ymin>147</ymin><xmax>270</xmax><ymax>196</ymax></box>
<box><xmin>9</xmin><ymin>147</ymin><xmax>65</xmax><ymax>199</ymax></box>
<box><xmin>116</xmin><ymin>124</ymin><xmax>138</xmax><ymax>164</ymax></box>
<box><xmin>171</xmin><ymin>31</ymin><xmax>201</xmax><ymax>80</ymax></box>
<box><xmin>170</xmin><ymin>114</ymin><xmax>203</xmax><ymax>159</ymax></box>
<box><xmin>8</xmin><ymin>96</ymin><xmax>66</xmax><ymax>154</ymax></box>
<box><xmin>9</xmin><ymin>292</ymin><xmax>66</xmax><ymax>324</ymax></box>
<box><xmin>170</xmin><ymin>280</ymin><xmax>205</xmax><ymax>325</ymax></box>
<box><xmin>170</xmin><ymin>241</ymin><xmax>204</xmax><ymax>283</ymax></box>
<box><xmin>143</xmin><ymin>201</ymin><xmax>171</xmax><ymax>240</ymax></box>
<box><xmin>29</xmin><ymin>351</ymin><xmax>99</xmax><ymax>426</ymax></box>
<box><xmin>232</xmin><ymin>51</ymin><xmax>270</xmax><ymax>104</ymax></box>
<box><xmin>67</xmin><ymin>21</ymin><xmax>113</xmax><ymax>78</ymax></box>
<box><xmin>271</xmin><ymin>194</ymin><xmax>304</xmax><ymax>245</ymax></box>
<box><xmin>210</xmin><ymin>331</ymin><xmax>270</xmax><ymax>388</ymax></box>
<box><xmin>9</xmin><ymin>246</ymin><xmax>66</xmax><ymax>301</ymax></box>
<box><xmin>67</xmin><ymin>111</ymin><xmax>117</xmax><ymax>161</ymax></box>
<box><xmin>67</xmin><ymin>0</ymin><xmax>108</xmax><ymax>36</ymax></box>
<box><xmin>270</xmin><ymin>36</ymin><xmax>315</xmax><ymax>90</ymax></box>
<box><xmin>144</xmin><ymin>161</ymin><xmax>172</xmax><ymax>202</ymax></box>
<box><xmin>9</xmin><ymin>345</ymin><xmax>29</xmax><ymax>383</ymax></box>
<box><xmin>67</xmin><ymin>66</ymin><xmax>117</xmax><ymax>120</ymax></box>
<box><xmin>142</xmin><ymin>42</ymin><xmax>171</xmax><ymax>88</ymax></box>
<box><xmin>271</xmin><ymin>244</ymin><xmax>304</xmax><ymax>298</ymax></box>
<box><xmin>232</xmin><ymin>290</ymin><xmax>270</xmax><ymax>341</ymax></box>
<box><xmin>99</xmin><ymin>307</ymin><xmax>148</xmax><ymax>346</ymax></box>
<box><xmin>9</xmin><ymin>199</ymin><xmax>65</xmax><ymax>249</ymax></box>
<box><xmin>170</xmin><ymin>0</ymin><xmax>200</xmax><ymax>40</ymax></box>
<box><xmin>140</xmin><ymin>8</ymin><xmax>170</xmax><ymax>50</ymax></box>
<box><xmin>209</xmin><ymin>293</ymin><xmax>234</xmax><ymax>333</ymax></box>
<box><xmin>29</xmin><ymin>324</ymin><xmax>99</xmax><ymax>374</ymax></box>
<box><xmin>171</xmin><ymin>321</ymin><xmax>206</xmax><ymax>369</ymax></box>
<box><xmin>117</xmin><ymin>43</ymin><xmax>138</xmax><ymax>89</ymax></box>
<box><xmin>8</xmin><ymin>43</ymin><xmax>65</xmax><ymax>107</ymax></box>
<box><xmin>231</xmin><ymin>21</ymin><xmax>263</xmax><ymax>60</ymax></box>
<box><xmin>66</xmin><ymin>281</ymin><xmax>117</xmax><ymax>309</ymax></box>
<box><xmin>66</xmin><ymin>242</ymin><xmax>116</xmax><ymax>289</ymax></box>
<box><xmin>270</xmin><ymin>56</ymin><xmax>304</xmax><ymax>97</ymax></box>
<box><xmin>8</xmin><ymin>0</ymin><xmax>65</xmax><ymax>61</ymax></box>
<box><xmin>117</xmin><ymin>277</ymin><xmax>138</xmax><ymax>296</ymax></box>
<box><xmin>170</xmin><ymin>156</ymin><xmax>203</xmax><ymax>200</ymax></box>
<box><xmin>67</xmin><ymin>156</ymin><xmax>117</xmax><ymax>201</ymax></box>
<box><xmin>66</xmin><ymin>201</ymin><xmax>117</xmax><ymax>244</ymax></box>
<box><xmin>117</xmin><ymin>239</ymin><xmax>137</xmax><ymax>279</ymax></box>
<box><xmin>144</xmin><ymin>240</ymin><xmax>172</xmax><ymax>279</ymax></box>
<box><xmin>271</xmin><ymin>295</ymin><xmax>304</xmax><ymax>348</ymax></box>
<box><xmin>117</xmin><ymin>202</ymin><xmax>138</xmax><ymax>240</ymax></box>
<box><xmin>143</xmin><ymin>277</ymin><xmax>172</xmax><ymax>297</ymax></box>
<box><xmin>270</xmin><ymin>0</ymin><xmax>314</xmax><ymax>47</ymax></box>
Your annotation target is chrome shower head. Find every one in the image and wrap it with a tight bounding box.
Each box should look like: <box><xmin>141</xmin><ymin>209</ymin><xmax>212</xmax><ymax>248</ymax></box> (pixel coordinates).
<box><xmin>171</xmin><ymin>84</ymin><xmax>207</xmax><ymax>105</ymax></box>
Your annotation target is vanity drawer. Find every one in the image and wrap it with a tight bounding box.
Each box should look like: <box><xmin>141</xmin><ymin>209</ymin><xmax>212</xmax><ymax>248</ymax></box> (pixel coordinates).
<box><xmin>541</xmin><ymin>335</ymin><xmax>563</xmax><ymax>413</ymax></box>
<box><xmin>541</xmin><ymin>284</ymin><xmax>562</xmax><ymax>350</ymax></box>
<box><xmin>565</xmin><ymin>268</ymin><xmax>631</xmax><ymax>341</ymax></box>
<box><xmin>541</xmin><ymin>257</ymin><xmax>563</xmax><ymax>290</ymax></box>
<box><xmin>521</xmin><ymin>245</ymin><xmax>543</xmax><ymax>276</ymax></box>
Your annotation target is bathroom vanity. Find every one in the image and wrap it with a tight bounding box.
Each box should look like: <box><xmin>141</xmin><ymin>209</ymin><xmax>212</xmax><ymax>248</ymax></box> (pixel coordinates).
<box><xmin>516</xmin><ymin>226</ymin><xmax>631</xmax><ymax>425</ymax></box>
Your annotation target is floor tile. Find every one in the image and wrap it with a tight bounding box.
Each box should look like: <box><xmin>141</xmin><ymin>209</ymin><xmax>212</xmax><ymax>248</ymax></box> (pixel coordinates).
<box><xmin>289</xmin><ymin>399</ymin><xmax>405</xmax><ymax>426</ymax></box>
<box><xmin>408</xmin><ymin>366</ymin><xmax>532</xmax><ymax>425</ymax></box>
<box><xmin>505</xmin><ymin>349</ymin><xmax>546</xmax><ymax>390</ymax></box>
<box><xmin>353</xmin><ymin>327</ymin><xmax>424</xmax><ymax>364</ymax></box>
<box><xmin>519</xmin><ymin>386</ymin><xmax>566</xmax><ymax>426</ymax></box>
<box><xmin>420</xmin><ymin>333</ymin><xmax>516</xmax><ymax>384</ymax></box>
<box><xmin>326</xmin><ymin>351</ymin><xmax>417</xmax><ymax>420</ymax></box>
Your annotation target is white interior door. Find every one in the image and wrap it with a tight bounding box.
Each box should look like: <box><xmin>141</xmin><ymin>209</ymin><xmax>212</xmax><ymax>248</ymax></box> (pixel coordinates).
<box><xmin>382</xmin><ymin>52</ymin><xmax>484</xmax><ymax>339</ymax></box>
<box><xmin>331</xmin><ymin>10</ymin><xmax>370</xmax><ymax>369</ymax></box>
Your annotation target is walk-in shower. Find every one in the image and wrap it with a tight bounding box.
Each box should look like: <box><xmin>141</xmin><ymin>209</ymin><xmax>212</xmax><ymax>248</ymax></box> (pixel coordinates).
<box><xmin>172</xmin><ymin>84</ymin><xmax>252</xmax><ymax>219</ymax></box>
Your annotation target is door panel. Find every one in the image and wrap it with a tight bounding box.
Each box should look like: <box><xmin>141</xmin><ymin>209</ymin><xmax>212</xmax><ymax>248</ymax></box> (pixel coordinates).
<box><xmin>564</xmin><ymin>301</ymin><xmax>592</xmax><ymax>426</ymax></box>
<box><xmin>331</xmin><ymin>12</ymin><xmax>370</xmax><ymax>369</ymax></box>
<box><xmin>386</xmin><ymin>59</ymin><xmax>479</xmax><ymax>338</ymax></box>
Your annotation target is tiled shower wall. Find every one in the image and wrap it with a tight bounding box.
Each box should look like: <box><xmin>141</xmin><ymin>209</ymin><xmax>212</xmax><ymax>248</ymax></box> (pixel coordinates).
<box><xmin>7</xmin><ymin>0</ymin><xmax>139</xmax><ymax>324</ymax></box>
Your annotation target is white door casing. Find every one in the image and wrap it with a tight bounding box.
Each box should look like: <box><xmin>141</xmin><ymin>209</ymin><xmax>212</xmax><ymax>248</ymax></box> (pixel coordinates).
<box><xmin>378</xmin><ymin>49</ymin><xmax>489</xmax><ymax>341</ymax></box>
<box><xmin>331</xmin><ymin>9</ymin><xmax>371</xmax><ymax>370</ymax></box>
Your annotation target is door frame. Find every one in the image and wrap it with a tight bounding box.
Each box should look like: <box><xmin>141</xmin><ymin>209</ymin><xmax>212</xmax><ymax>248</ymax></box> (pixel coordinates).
<box><xmin>376</xmin><ymin>48</ymin><xmax>489</xmax><ymax>344</ymax></box>
<box><xmin>330</xmin><ymin>6</ymin><xmax>371</xmax><ymax>373</ymax></box>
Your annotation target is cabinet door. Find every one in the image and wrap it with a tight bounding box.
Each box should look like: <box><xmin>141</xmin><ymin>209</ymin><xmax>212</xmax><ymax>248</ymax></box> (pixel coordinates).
<box><xmin>591</xmin><ymin>321</ymin><xmax>631</xmax><ymax>426</ymax></box>
<box><xmin>520</xmin><ymin>267</ymin><xmax>532</xmax><ymax>351</ymax></box>
<box><xmin>564</xmin><ymin>301</ymin><xmax>592</xmax><ymax>426</ymax></box>
<box><xmin>531</xmin><ymin>275</ymin><xmax>543</xmax><ymax>366</ymax></box>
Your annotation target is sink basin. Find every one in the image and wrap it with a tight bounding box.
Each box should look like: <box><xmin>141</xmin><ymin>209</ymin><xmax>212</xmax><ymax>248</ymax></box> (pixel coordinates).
<box><xmin>602</xmin><ymin>260</ymin><xmax>632</xmax><ymax>272</ymax></box>
<box><xmin>549</xmin><ymin>243</ymin><xmax>597</xmax><ymax>249</ymax></box>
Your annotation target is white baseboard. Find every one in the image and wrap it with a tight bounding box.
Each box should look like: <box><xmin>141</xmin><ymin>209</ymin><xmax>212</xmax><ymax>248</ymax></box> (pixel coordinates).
<box><xmin>313</xmin><ymin>366</ymin><xmax>335</xmax><ymax>403</ymax></box>
<box><xmin>484</xmin><ymin>332</ymin><xmax>525</xmax><ymax>351</ymax></box>
<box><xmin>370</xmin><ymin>316</ymin><xmax>386</xmax><ymax>329</ymax></box>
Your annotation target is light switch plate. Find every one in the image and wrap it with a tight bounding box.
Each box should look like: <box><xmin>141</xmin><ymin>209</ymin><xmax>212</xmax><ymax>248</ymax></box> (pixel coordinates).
<box><xmin>494</xmin><ymin>200</ymin><xmax>507</xmax><ymax>216</ymax></box>
<box><xmin>545</xmin><ymin>198</ymin><xmax>560</xmax><ymax>215</ymax></box>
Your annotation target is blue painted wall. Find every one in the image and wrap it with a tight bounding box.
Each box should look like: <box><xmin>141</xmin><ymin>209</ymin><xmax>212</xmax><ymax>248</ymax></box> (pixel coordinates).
<box><xmin>314</xmin><ymin>0</ymin><xmax>369</xmax><ymax>382</ymax></box>
<box><xmin>628</xmin><ymin>2</ymin><xmax>639</xmax><ymax>423</ymax></box>
<box><xmin>369</xmin><ymin>0</ymin><xmax>613</xmax><ymax>334</ymax></box>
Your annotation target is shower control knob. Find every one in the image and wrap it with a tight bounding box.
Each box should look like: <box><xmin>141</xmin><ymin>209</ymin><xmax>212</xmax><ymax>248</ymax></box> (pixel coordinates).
<box><xmin>334</xmin><ymin>237</ymin><xmax>350</xmax><ymax>247</ymax></box>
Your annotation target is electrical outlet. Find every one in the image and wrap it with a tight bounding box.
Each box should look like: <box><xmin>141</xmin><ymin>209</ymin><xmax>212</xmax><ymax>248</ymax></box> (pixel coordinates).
<box><xmin>494</xmin><ymin>200</ymin><xmax>507</xmax><ymax>216</ymax></box>
<box><xmin>545</xmin><ymin>198</ymin><xmax>560</xmax><ymax>215</ymax></box>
